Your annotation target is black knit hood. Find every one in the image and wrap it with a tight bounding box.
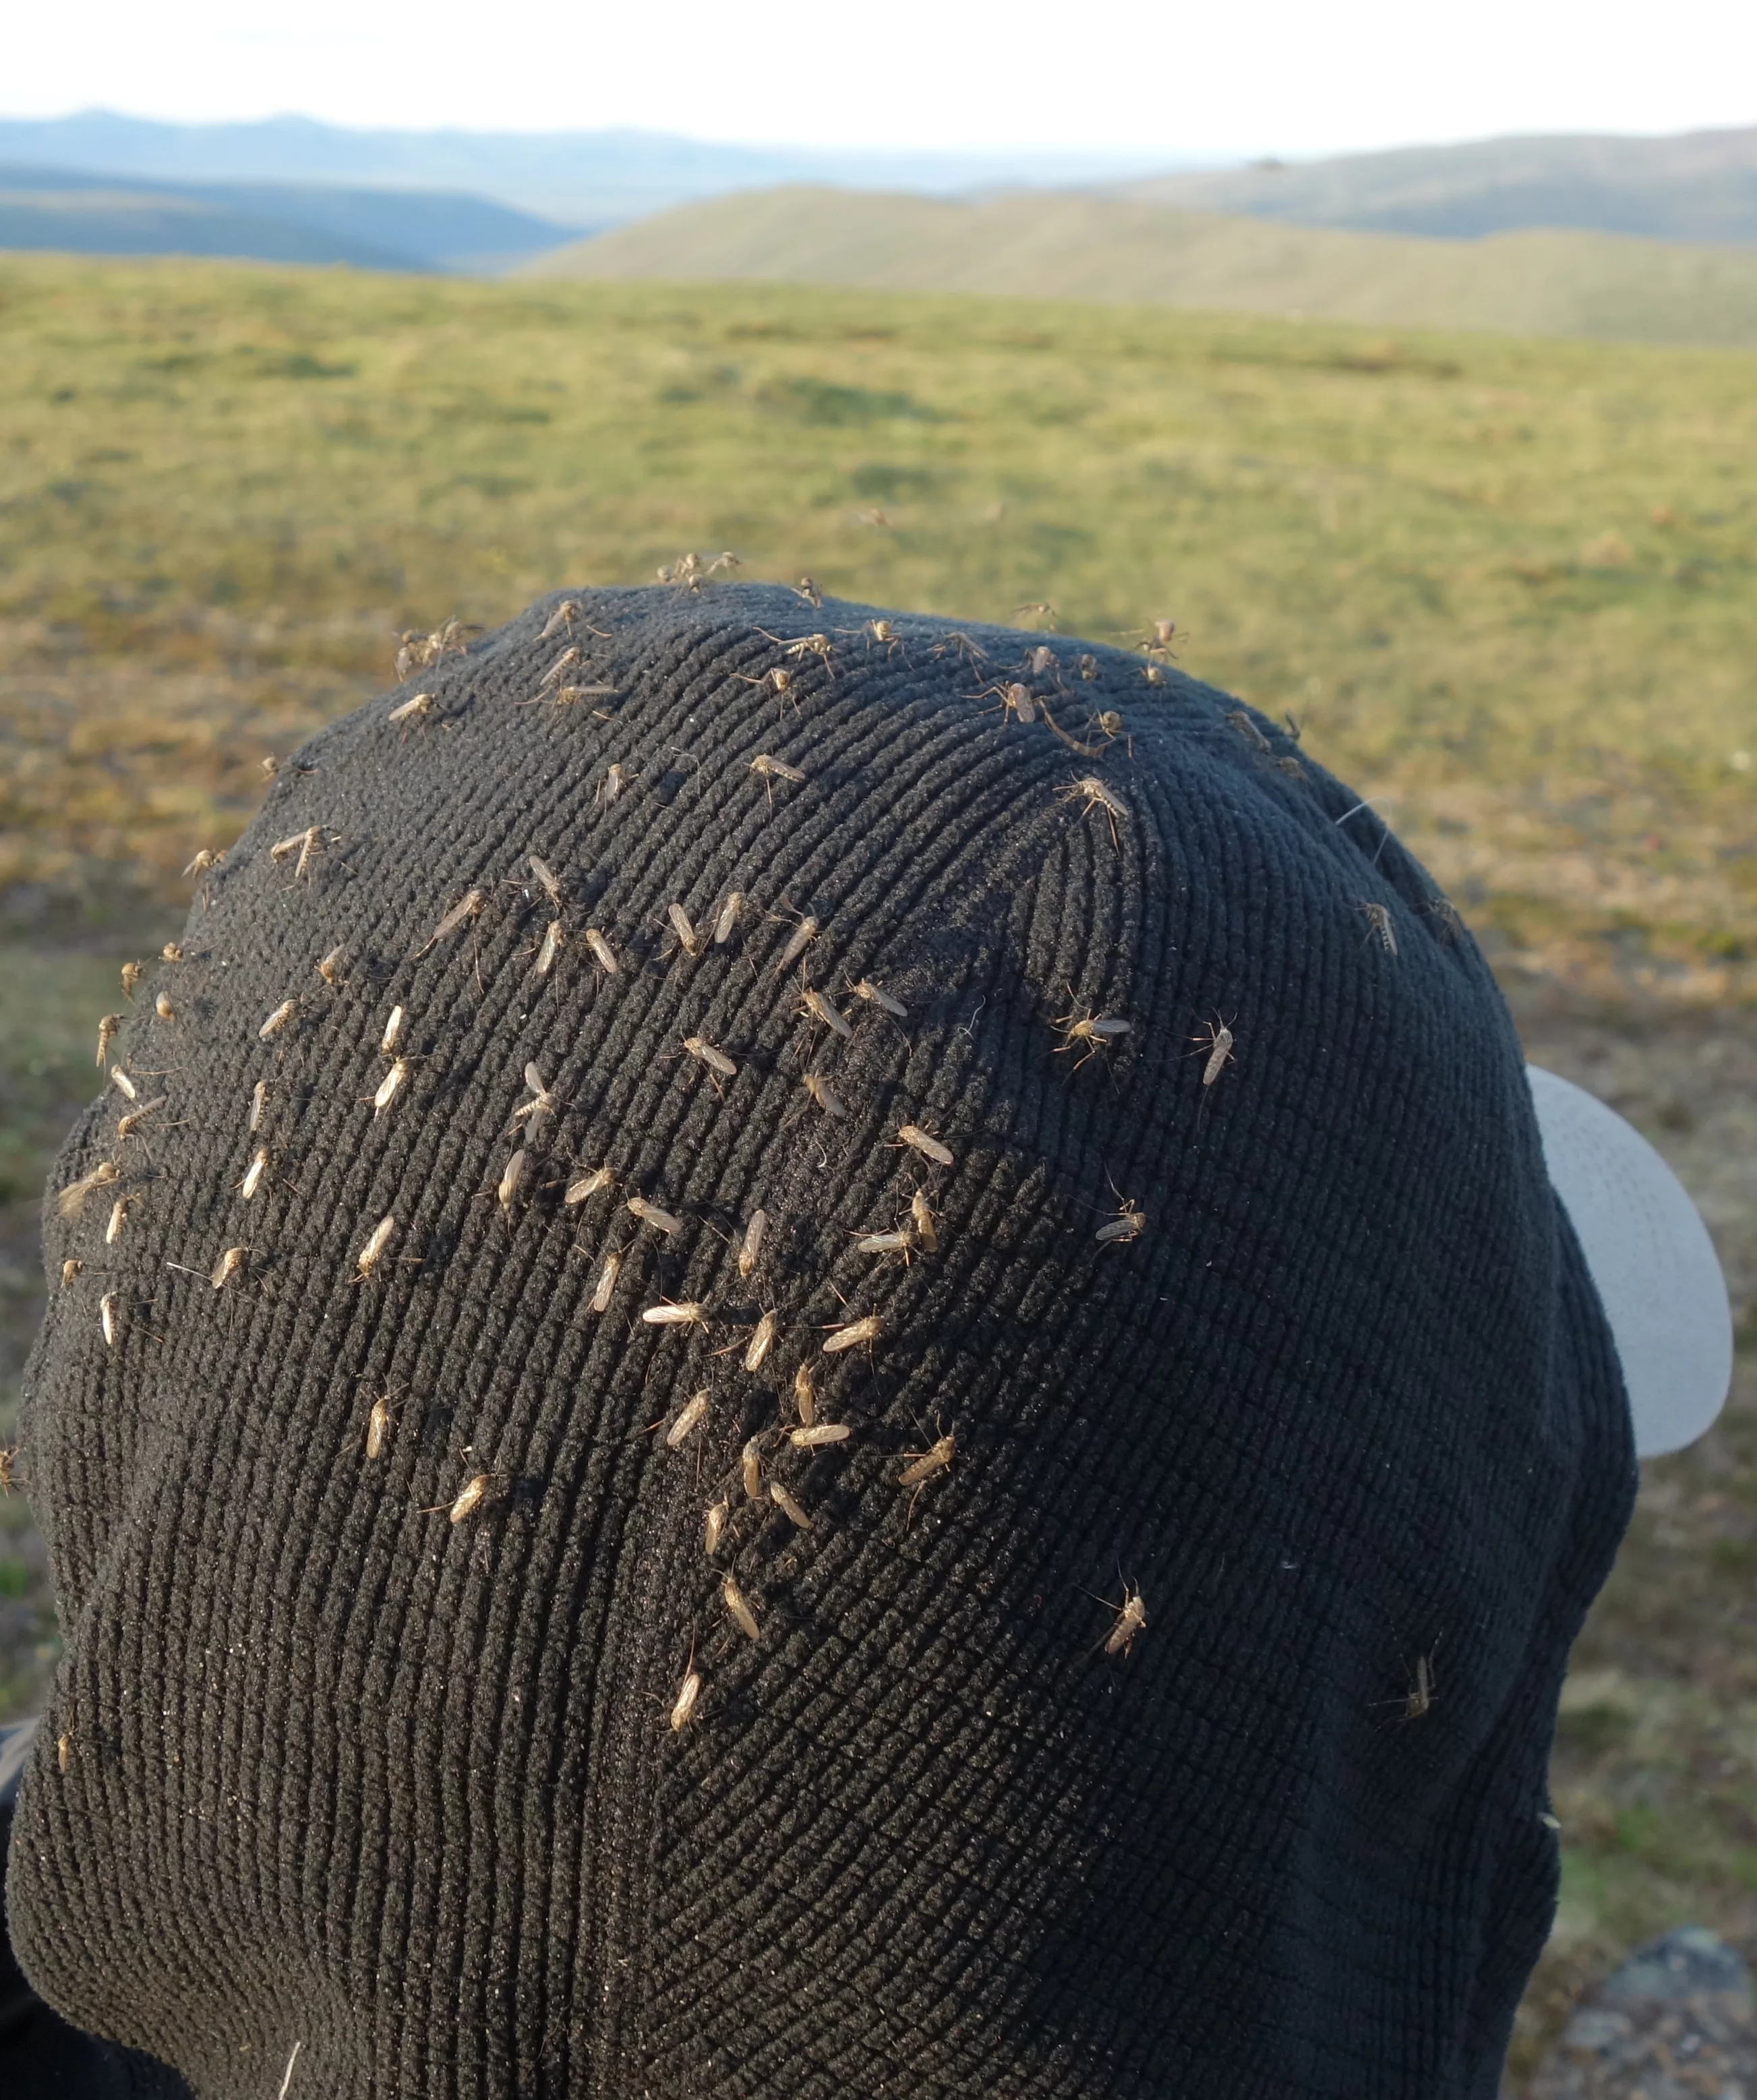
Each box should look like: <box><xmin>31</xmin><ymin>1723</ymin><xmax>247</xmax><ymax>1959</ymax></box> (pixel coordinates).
<box><xmin>10</xmin><ymin>584</ymin><xmax>1634</xmax><ymax>2098</ymax></box>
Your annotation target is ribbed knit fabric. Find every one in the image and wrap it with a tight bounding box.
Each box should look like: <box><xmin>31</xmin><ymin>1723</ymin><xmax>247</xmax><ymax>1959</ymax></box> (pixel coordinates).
<box><xmin>10</xmin><ymin>584</ymin><xmax>1635</xmax><ymax>2099</ymax></box>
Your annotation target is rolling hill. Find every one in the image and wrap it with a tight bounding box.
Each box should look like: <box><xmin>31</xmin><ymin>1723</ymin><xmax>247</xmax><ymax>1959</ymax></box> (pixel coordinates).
<box><xmin>0</xmin><ymin>111</ymin><xmax>1181</xmax><ymax>229</ymax></box>
<box><xmin>1112</xmin><ymin>127</ymin><xmax>1757</xmax><ymax>245</ymax></box>
<box><xmin>0</xmin><ymin>162</ymin><xmax>576</xmax><ymax>271</ymax></box>
<box><xmin>523</xmin><ymin>185</ymin><xmax>1757</xmax><ymax>347</ymax></box>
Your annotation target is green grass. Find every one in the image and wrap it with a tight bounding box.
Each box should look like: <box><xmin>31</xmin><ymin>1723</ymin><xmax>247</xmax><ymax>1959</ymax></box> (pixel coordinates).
<box><xmin>2</xmin><ymin>253</ymin><xmax>1754</xmax><ymax>998</ymax></box>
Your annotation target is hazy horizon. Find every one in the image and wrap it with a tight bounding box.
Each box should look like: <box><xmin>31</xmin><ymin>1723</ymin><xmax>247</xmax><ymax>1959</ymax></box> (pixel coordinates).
<box><xmin>9</xmin><ymin>0</ymin><xmax>1755</xmax><ymax>160</ymax></box>
<box><xmin>12</xmin><ymin>102</ymin><xmax>1757</xmax><ymax>171</ymax></box>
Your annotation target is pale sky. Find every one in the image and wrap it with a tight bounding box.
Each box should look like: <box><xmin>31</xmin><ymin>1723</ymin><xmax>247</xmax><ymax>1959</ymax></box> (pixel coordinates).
<box><xmin>9</xmin><ymin>0</ymin><xmax>1756</xmax><ymax>156</ymax></box>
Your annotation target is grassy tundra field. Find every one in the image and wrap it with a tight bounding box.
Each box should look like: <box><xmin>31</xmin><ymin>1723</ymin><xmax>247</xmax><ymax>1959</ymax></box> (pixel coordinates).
<box><xmin>1</xmin><ymin>252</ymin><xmax>1753</xmax><ymax>2082</ymax></box>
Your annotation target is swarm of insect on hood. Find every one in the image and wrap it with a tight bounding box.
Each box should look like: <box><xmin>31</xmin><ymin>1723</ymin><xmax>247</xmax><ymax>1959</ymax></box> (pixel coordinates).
<box><xmin>1060</xmin><ymin>775</ymin><xmax>1127</xmax><ymax>845</ymax></box>
<box><xmin>1096</xmin><ymin>1201</ymin><xmax>1145</xmax><ymax>1246</ymax></box>
<box><xmin>1053</xmin><ymin>1008</ymin><xmax>1131</xmax><ymax>1069</ymax></box>
<box><xmin>799</xmin><ymin>988</ymin><xmax>852</xmax><ymax>1040</ymax></box>
<box><xmin>270</xmin><ymin>827</ymin><xmax>324</xmax><ymax>882</ymax></box>
<box><xmin>526</xmin><ymin>853</ymin><xmax>564</xmax><ymax>907</ymax></box>
<box><xmin>364</xmin><ymin>1388</ymin><xmax>403</xmax><ymax>1460</ymax></box>
<box><xmin>669</xmin><ymin>1667</ymin><xmax>703</xmax><ymax>1731</ymax></box>
<box><xmin>115</xmin><ymin>1096</ymin><xmax>167</xmax><ymax>1142</ymax></box>
<box><xmin>59</xmin><ymin>1162</ymin><xmax>119</xmax><ymax>1218</ymax></box>
<box><xmin>758</xmin><ymin>626</ymin><xmax>835</xmax><ymax>669</ymax></box>
<box><xmin>1398</xmin><ymin>1650</ymin><xmax>1438</xmax><ymax>1722</ymax></box>
<box><xmin>974</xmin><ymin>681</ymin><xmax>1035</xmax><ymax>727</ymax></box>
<box><xmin>666</xmin><ymin>1389</ymin><xmax>709</xmax><ymax>1449</ymax></box>
<box><xmin>738</xmin><ymin>665</ymin><xmax>797</xmax><ymax>711</ymax></box>
<box><xmin>899</xmin><ymin>1429</ymin><xmax>955</xmax><ymax>1521</ymax></box>
<box><xmin>657</xmin><ymin>550</ymin><xmax>739</xmax><ymax>591</ymax></box>
<box><xmin>769</xmin><ymin>1481</ymin><xmax>812</xmax><ymax>1531</ymax></box>
<box><xmin>416</xmin><ymin>890</ymin><xmax>483</xmax><ymax>957</ymax></box>
<box><xmin>1425</xmin><ymin>896</ymin><xmax>1465</xmax><ymax>944</ymax></box>
<box><xmin>712</xmin><ymin>893</ymin><xmax>743</xmax><ymax>945</ymax></box>
<box><xmin>510</xmin><ymin>1064</ymin><xmax>558</xmax><ymax>1145</ymax></box>
<box><xmin>355</xmin><ymin>1215</ymin><xmax>396</xmax><ymax>1280</ymax></box>
<box><xmin>775</xmin><ymin>915</ymin><xmax>818</xmax><ymax>971</ymax></box>
<box><xmin>722</xmin><ymin>1576</ymin><xmax>759</xmax><ymax>1642</ymax></box>
<box><xmin>496</xmin><ymin>1150</ymin><xmax>528</xmax><ymax>1218</ymax></box>
<box><xmin>897</xmin><ymin>1124</ymin><xmax>953</xmax><ymax>1168</ymax></box>
<box><xmin>565</xmin><ymin>1165</ymin><xmax>614</xmax><ymax>1207</ymax></box>
<box><xmin>1101</xmin><ymin>1584</ymin><xmax>1148</xmax><ymax>1656</ymax></box>
<box><xmin>642</xmin><ymin>1299</ymin><xmax>707</xmax><ymax>1328</ymax></box>
<box><xmin>1359</xmin><ymin>901</ymin><xmax>1399</xmax><ymax>956</ymax></box>
<box><xmin>850</xmin><ymin>617</ymin><xmax>903</xmax><ymax>655</ymax></box>
<box><xmin>684</xmin><ymin>1035</ymin><xmax>738</xmax><ymax>1081</ymax></box>
<box><xmin>667</xmin><ymin>903</ymin><xmax>703</xmax><ymax>959</ymax></box>
<box><xmin>803</xmin><ymin>1075</ymin><xmax>847</xmax><ymax>1120</ymax></box>
<box><xmin>743</xmin><ymin>1311</ymin><xmax>778</xmax><ymax>1374</ymax></box>
<box><xmin>851</xmin><ymin>978</ymin><xmax>906</xmax><ymax>1019</ymax></box>
<box><xmin>750</xmin><ymin>754</ymin><xmax>806</xmax><ymax>802</ymax></box>
<box><xmin>1195</xmin><ymin>1019</ymin><xmax>1234</xmax><ymax>1087</ymax></box>
<box><xmin>445</xmin><ymin>1473</ymin><xmax>496</xmax><ymax>1524</ymax></box>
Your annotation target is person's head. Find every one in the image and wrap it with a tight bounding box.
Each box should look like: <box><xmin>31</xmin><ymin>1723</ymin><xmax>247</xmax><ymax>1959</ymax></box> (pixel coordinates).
<box><xmin>13</xmin><ymin>584</ymin><xmax>1640</xmax><ymax>2097</ymax></box>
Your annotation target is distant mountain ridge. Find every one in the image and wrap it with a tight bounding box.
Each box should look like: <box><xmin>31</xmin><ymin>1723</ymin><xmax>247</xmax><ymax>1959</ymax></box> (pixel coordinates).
<box><xmin>0</xmin><ymin>162</ymin><xmax>578</xmax><ymax>272</ymax></box>
<box><xmin>0</xmin><ymin>112</ymin><xmax>1182</xmax><ymax>229</ymax></box>
<box><xmin>1112</xmin><ymin>129</ymin><xmax>1757</xmax><ymax>247</ymax></box>
<box><xmin>525</xmin><ymin>185</ymin><xmax>1757</xmax><ymax>349</ymax></box>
